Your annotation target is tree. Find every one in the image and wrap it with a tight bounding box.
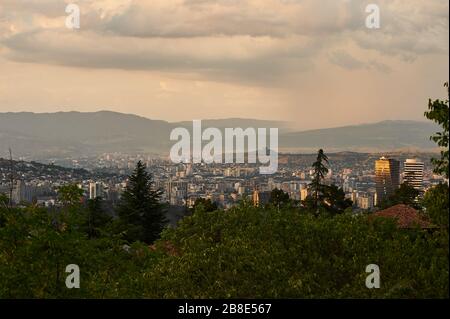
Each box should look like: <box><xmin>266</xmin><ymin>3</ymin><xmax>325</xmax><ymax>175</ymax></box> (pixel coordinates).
<box><xmin>0</xmin><ymin>198</ymin><xmax>448</xmax><ymax>298</ymax></box>
<box><xmin>0</xmin><ymin>193</ymin><xmax>8</xmax><ymax>227</ymax></box>
<box><xmin>145</xmin><ymin>204</ymin><xmax>448</xmax><ymax>298</ymax></box>
<box><xmin>424</xmin><ymin>82</ymin><xmax>449</xmax><ymax>178</ymax></box>
<box><xmin>308</xmin><ymin>149</ymin><xmax>329</xmax><ymax>213</ymax></box>
<box><xmin>423</xmin><ymin>183</ymin><xmax>449</xmax><ymax>227</ymax></box>
<box><xmin>269</xmin><ymin>188</ymin><xmax>291</xmax><ymax>209</ymax></box>
<box><xmin>84</xmin><ymin>197</ymin><xmax>112</xmax><ymax>238</ymax></box>
<box><xmin>322</xmin><ymin>185</ymin><xmax>353</xmax><ymax>215</ymax></box>
<box><xmin>192</xmin><ymin>198</ymin><xmax>218</xmax><ymax>213</ymax></box>
<box><xmin>58</xmin><ymin>184</ymin><xmax>83</xmax><ymax>207</ymax></box>
<box><xmin>0</xmin><ymin>193</ymin><xmax>8</xmax><ymax>207</ymax></box>
<box><xmin>422</xmin><ymin>82</ymin><xmax>449</xmax><ymax>228</ymax></box>
<box><xmin>379</xmin><ymin>183</ymin><xmax>420</xmax><ymax>209</ymax></box>
<box><xmin>117</xmin><ymin>161</ymin><xmax>167</xmax><ymax>244</ymax></box>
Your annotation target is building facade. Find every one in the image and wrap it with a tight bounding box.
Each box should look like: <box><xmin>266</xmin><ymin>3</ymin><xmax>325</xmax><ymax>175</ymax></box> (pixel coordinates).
<box><xmin>403</xmin><ymin>159</ymin><xmax>424</xmax><ymax>191</ymax></box>
<box><xmin>89</xmin><ymin>182</ymin><xmax>102</xmax><ymax>200</ymax></box>
<box><xmin>375</xmin><ymin>157</ymin><xmax>400</xmax><ymax>205</ymax></box>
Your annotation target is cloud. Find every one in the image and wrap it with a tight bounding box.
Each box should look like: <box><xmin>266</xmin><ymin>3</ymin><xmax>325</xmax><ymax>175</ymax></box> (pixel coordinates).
<box><xmin>2</xmin><ymin>28</ymin><xmax>322</xmax><ymax>85</ymax></box>
<box><xmin>95</xmin><ymin>0</ymin><xmax>360</xmax><ymax>38</ymax></box>
<box><xmin>350</xmin><ymin>0</ymin><xmax>449</xmax><ymax>58</ymax></box>
<box><xmin>329</xmin><ymin>50</ymin><xmax>365</xmax><ymax>70</ymax></box>
<box><xmin>329</xmin><ymin>50</ymin><xmax>392</xmax><ymax>73</ymax></box>
<box><xmin>0</xmin><ymin>0</ymin><xmax>447</xmax><ymax>86</ymax></box>
<box><xmin>0</xmin><ymin>0</ymin><xmax>66</xmax><ymax>17</ymax></box>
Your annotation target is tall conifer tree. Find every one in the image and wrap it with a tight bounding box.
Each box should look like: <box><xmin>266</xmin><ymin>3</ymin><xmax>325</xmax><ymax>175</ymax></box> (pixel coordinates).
<box><xmin>118</xmin><ymin>161</ymin><xmax>166</xmax><ymax>243</ymax></box>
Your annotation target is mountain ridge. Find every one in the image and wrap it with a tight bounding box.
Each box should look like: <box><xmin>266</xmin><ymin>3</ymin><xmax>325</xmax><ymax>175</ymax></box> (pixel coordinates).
<box><xmin>0</xmin><ymin>111</ymin><xmax>441</xmax><ymax>159</ymax></box>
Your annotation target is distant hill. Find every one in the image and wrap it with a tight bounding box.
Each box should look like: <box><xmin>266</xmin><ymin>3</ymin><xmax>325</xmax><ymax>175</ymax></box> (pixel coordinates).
<box><xmin>0</xmin><ymin>111</ymin><xmax>441</xmax><ymax>159</ymax></box>
<box><xmin>176</xmin><ymin>118</ymin><xmax>290</xmax><ymax>133</ymax></box>
<box><xmin>0</xmin><ymin>111</ymin><xmax>290</xmax><ymax>158</ymax></box>
<box><xmin>279</xmin><ymin>120</ymin><xmax>440</xmax><ymax>153</ymax></box>
<box><xmin>0</xmin><ymin>157</ymin><xmax>89</xmax><ymax>180</ymax></box>
<box><xmin>0</xmin><ymin>111</ymin><xmax>172</xmax><ymax>157</ymax></box>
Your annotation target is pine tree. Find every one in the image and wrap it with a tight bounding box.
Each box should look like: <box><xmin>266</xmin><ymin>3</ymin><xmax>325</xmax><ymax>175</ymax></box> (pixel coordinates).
<box><xmin>269</xmin><ymin>188</ymin><xmax>291</xmax><ymax>210</ymax></box>
<box><xmin>117</xmin><ymin>161</ymin><xmax>166</xmax><ymax>243</ymax></box>
<box><xmin>309</xmin><ymin>149</ymin><xmax>329</xmax><ymax>213</ymax></box>
<box><xmin>321</xmin><ymin>184</ymin><xmax>353</xmax><ymax>214</ymax></box>
<box><xmin>84</xmin><ymin>197</ymin><xmax>111</xmax><ymax>239</ymax></box>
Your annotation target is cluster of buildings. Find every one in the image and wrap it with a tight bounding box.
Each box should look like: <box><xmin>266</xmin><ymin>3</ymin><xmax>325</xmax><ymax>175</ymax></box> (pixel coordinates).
<box><xmin>0</xmin><ymin>179</ymin><xmax>125</xmax><ymax>207</ymax></box>
<box><xmin>375</xmin><ymin>157</ymin><xmax>424</xmax><ymax>202</ymax></box>
<box><xmin>346</xmin><ymin>157</ymin><xmax>425</xmax><ymax>210</ymax></box>
<box><xmin>250</xmin><ymin>157</ymin><xmax>427</xmax><ymax>210</ymax></box>
<box><xmin>0</xmin><ymin>152</ymin><xmax>444</xmax><ymax>212</ymax></box>
<box><xmin>151</xmin><ymin>155</ymin><xmax>433</xmax><ymax>211</ymax></box>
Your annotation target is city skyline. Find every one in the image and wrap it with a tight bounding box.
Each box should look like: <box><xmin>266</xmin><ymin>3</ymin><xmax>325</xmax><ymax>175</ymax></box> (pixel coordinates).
<box><xmin>0</xmin><ymin>150</ymin><xmax>442</xmax><ymax>211</ymax></box>
<box><xmin>0</xmin><ymin>1</ymin><xmax>448</xmax><ymax>302</ymax></box>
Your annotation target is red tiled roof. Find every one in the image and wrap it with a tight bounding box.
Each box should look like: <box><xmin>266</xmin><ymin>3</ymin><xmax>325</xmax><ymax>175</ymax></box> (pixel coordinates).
<box><xmin>372</xmin><ymin>204</ymin><xmax>432</xmax><ymax>228</ymax></box>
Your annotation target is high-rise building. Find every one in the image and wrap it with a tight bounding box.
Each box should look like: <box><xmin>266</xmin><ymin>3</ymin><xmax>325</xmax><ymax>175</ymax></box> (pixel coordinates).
<box><xmin>356</xmin><ymin>193</ymin><xmax>375</xmax><ymax>210</ymax></box>
<box><xmin>89</xmin><ymin>182</ymin><xmax>102</xmax><ymax>200</ymax></box>
<box><xmin>186</xmin><ymin>164</ymin><xmax>193</xmax><ymax>176</ymax></box>
<box><xmin>12</xmin><ymin>180</ymin><xmax>34</xmax><ymax>204</ymax></box>
<box><xmin>300</xmin><ymin>186</ymin><xmax>308</xmax><ymax>201</ymax></box>
<box><xmin>375</xmin><ymin>156</ymin><xmax>400</xmax><ymax>205</ymax></box>
<box><xmin>351</xmin><ymin>190</ymin><xmax>358</xmax><ymax>204</ymax></box>
<box><xmin>252</xmin><ymin>190</ymin><xmax>271</xmax><ymax>206</ymax></box>
<box><xmin>403</xmin><ymin>159</ymin><xmax>424</xmax><ymax>191</ymax></box>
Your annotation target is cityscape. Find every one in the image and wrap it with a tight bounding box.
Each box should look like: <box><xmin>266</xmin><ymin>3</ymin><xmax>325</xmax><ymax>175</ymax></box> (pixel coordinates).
<box><xmin>0</xmin><ymin>151</ymin><xmax>445</xmax><ymax>217</ymax></box>
<box><xmin>0</xmin><ymin>0</ymin><xmax>448</xmax><ymax>305</ymax></box>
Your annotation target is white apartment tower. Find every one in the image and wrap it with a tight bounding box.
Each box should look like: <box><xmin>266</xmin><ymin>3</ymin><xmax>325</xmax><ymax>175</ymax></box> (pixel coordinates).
<box><xmin>403</xmin><ymin>159</ymin><xmax>424</xmax><ymax>191</ymax></box>
<box><xmin>89</xmin><ymin>182</ymin><xmax>102</xmax><ymax>200</ymax></box>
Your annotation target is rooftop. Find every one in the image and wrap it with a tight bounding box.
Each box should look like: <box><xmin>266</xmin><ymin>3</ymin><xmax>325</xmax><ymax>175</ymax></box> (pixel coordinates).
<box><xmin>372</xmin><ymin>204</ymin><xmax>432</xmax><ymax>229</ymax></box>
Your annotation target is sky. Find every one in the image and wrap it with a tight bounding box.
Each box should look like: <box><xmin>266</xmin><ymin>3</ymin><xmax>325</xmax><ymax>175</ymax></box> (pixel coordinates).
<box><xmin>0</xmin><ymin>0</ymin><xmax>448</xmax><ymax>130</ymax></box>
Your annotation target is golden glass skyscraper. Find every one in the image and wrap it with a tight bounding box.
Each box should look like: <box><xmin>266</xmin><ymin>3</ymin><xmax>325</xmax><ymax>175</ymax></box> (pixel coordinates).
<box><xmin>375</xmin><ymin>156</ymin><xmax>400</xmax><ymax>205</ymax></box>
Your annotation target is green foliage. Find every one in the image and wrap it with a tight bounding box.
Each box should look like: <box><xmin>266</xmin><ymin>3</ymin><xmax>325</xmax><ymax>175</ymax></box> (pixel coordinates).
<box><xmin>309</xmin><ymin>149</ymin><xmax>329</xmax><ymax>210</ymax></box>
<box><xmin>58</xmin><ymin>184</ymin><xmax>83</xmax><ymax>207</ymax></box>
<box><xmin>424</xmin><ymin>82</ymin><xmax>449</xmax><ymax>178</ymax></box>
<box><xmin>269</xmin><ymin>188</ymin><xmax>292</xmax><ymax>209</ymax></box>
<box><xmin>423</xmin><ymin>183</ymin><xmax>449</xmax><ymax>227</ymax></box>
<box><xmin>0</xmin><ymin>203</ymin><xmax>164</xmax><ymax>298</ymax></box>
<box><xmin>0</xmin><ymin>202</ymin><xmax>448</xmax><ymax>298</ymax></box>
<box><xmin>302</xmin><ymin>150</ymin><xmax>351</xmax><ymax>215</ymax></box>
<box><xmin>0</xmin><ymin>193</ymin><xmax>8</xmax><ymax>206</ymax></box>
<box><xmin>303</xmin><ymin>185</ymin><xmax>352</xmax><ymax>215</ymax></box>
<box><xmin>144</xmin><ymin>206</ymin><xmax>448</xmax><ymax>298</ymax></box>
<box><xmin>117</xmin><ymin>161</ymin><xmax>167</xmax><ymax>244</ymax></box>
<box><xmin>380</xmin><ymin>183</ymin><xmax>420</xmax><ymax>209</ymax></box>
<box><xmin>192</xmin><ymin>198</ymin><xmax>218</xmax><ymax>213</ymax></box>
<box><xmin>322</xmin><ymin>185</ymin><xmax>353</xmax><ymax>215</ymax></box>
<box><xmin>83</xmin><ymin>197</ymin><xmax>112</xmax><ymax>239</ymax></box>
<box><xmin>0</xmin><ymin>193</ymin><xmax>8</xmax><ymax>225</ymax></box>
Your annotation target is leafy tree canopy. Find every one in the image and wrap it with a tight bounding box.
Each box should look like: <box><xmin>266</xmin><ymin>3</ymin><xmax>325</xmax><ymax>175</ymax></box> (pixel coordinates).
<box><xmin>425</xmin><ymin>82</ymin><xmax>449</xmax><ymax>178</ymax></box>
<box><xmin>422</xmin><ymin>183</ymin><xmax>449</xmax><ymax>227</ymax></box>
<box><xmin>379</xmin><ymin>183</ymin><xmax>420</xmax><ymax>209</ymax></box>
<box><xmin>192</xmin><ymin>198</ymin><xmax>218</xmax><ymax>213</ymax></box>
<box><xmin>269</xmin><ymin>188</ymin><xmax>291</xmax><ymax>209</ymax></box>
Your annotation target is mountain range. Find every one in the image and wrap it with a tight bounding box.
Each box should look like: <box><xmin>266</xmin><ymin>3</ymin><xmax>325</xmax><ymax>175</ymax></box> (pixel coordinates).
<box><xmin>0</xmin><ymin>111</ymin><xmax>441</xmax><ymax>159</ymax></box>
